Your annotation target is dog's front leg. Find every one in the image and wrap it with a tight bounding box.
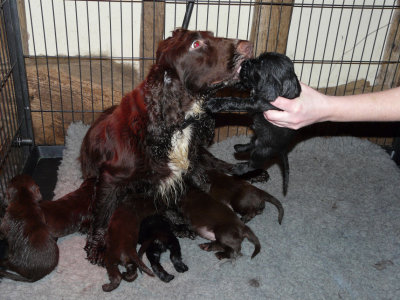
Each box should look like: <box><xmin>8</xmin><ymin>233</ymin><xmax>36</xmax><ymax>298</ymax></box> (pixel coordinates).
<box><xmin>206</xmin><ymin>97</ymin><xmax>279</xmax><ymax>113</ymax></box>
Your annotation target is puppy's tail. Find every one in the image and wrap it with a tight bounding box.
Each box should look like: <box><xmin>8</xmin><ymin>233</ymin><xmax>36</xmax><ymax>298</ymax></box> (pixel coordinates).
<box><xmin>281</xmin><ymin>152</ymin><xmax>289</xmax><ymax>196</ymax></box>
<box><xmin>137</xmin><ymin>238</ymin><xmax>155</xmax><ymax>259</ymax></box>
<box><xmin>263</xmin><ymin>192</ymin><xmax>284</xmax><ymax>225</ymax></box>
<box><xmin>0</xmin><ymin>269</ymin><xmax>35</xmax><ymax>282</ymax></box>
<box><xmin>243</xmin><ymin>226</ymin><xmax>261</xmax><ymax>259</ymax></box>
<box><xmin>131</xmin><ymin>251</ymin><xmax>155</xmax><ymax>277</ymax></box>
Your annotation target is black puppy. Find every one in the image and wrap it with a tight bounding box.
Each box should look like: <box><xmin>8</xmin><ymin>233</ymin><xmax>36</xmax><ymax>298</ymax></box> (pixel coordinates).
<box><xmin>138</xmin><ymin>214</ymin><xmax>188</xmax><ymax>283</ymax></box>
<box><xmin>206</xmin><ymin>52</ymin><xmax>301</xmax><ymax>194</ymax></box>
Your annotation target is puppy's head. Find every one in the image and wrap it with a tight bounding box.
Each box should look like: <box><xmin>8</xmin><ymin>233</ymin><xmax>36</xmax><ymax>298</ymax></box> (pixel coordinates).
<box><xmin>5</xmin><ymin>174</ymin><xmax>42</xmax><ymax>205</ymax></box>
<box><xmin>240</xmin><ymin>52</ymin><xmax>301</xmax><ymax>101</ymax></box>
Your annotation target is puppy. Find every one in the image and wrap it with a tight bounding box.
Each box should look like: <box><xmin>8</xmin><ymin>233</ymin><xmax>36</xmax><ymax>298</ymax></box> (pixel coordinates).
<box><xmin>206</xmin><ymin>52</ymin><xmax>301</xmax><ymax>194</ymax></box>
<box><xmin>181</xmin><ymin>187</ymin><xmax>260</xmax><ymax>260</ymax></box>
<box><xmin>207</xmin><ymin>169</ymin><xmax>284</xmax><ymax>224</ymax></box>
<box><xmin>102</xmin><ymin>194</ymin><xmax>155</xmax><ymax>292</ymax></box>
<box><xmin>39</xmin><ymin>178</ymin><xmax>96</xmax><ymax>238</ymax></box>
<box><xmin>0</xmin><ymin>174</ymin><xmax>59</xmax><ymax>282</ymax></box>
<box><xmin>138</xmin><ymin>214</ymin><xmax>188</xmax><ymax>282</ymax></box>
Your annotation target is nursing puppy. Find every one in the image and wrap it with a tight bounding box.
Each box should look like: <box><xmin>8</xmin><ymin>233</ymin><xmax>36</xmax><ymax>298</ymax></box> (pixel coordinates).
<box><xmin>138</xmin><ymin>214</ymin><xmax>188</xmax><ymax>282</ymax></box>
<box><xmin>207</xmin><ymin>169</ymin><xmax>284</xmax><ymax>224</ymax></box>
<box><xmin>102</xmin><ymin>195</ymin><xmax>155</xmax><ymax>292</ymax></box>
<box><xmin>206</xmin><ymin>52</ymin><xmax>301</xmax><ymax>194</ymax></box>
<box><xmin>39</xmin><ymin>178</ymin><xmax>96</xmax><ymax>238</ymax></box>
<box><xmin>181</xmin><ymin>187</ymin><xmax>260</xmax><ymax>259</ymax></box>
<box><xmin>0</xmin><ymin>174</ymin><xmax>59</xmax><ymax>282</ymax></box>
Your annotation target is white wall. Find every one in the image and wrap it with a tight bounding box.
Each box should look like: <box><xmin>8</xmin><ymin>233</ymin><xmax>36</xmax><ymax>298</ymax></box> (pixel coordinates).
<box><xmin>25</xmin><ymin>0</ymin><xmax>396</xmax><ymax>88</ymax></box>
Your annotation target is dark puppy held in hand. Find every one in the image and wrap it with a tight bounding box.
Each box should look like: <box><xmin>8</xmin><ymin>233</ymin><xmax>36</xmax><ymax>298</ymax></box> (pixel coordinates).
<box><xmin>0</xmin><ymin>175</ymin><xmax>59</xmax><ymax>282</ymax></box>
<box><xmin>206</xmin><ymin>52</ymin><xmax>301</xmax><ymax>194</ymax></box>
<box><xmin>39</xmin><ymin>178</ymin><xmax>96</xmax><ymax>238</ymax></box>
<box><xmin>138</xmin><ymin>214</ymin><xmax>188</xmax><ymax>283</ymax></box>
<box><xmin>207</xmin><ymin>169</ymin><xmax>284</xmax><ymax>224</ymax></box>
<box><xmin>181</xmin><ymin>187</ymin><xmax>260</xmax><ymax>260</ymax></box>
<box><xmin>102</xmin><ymin>195</ymin><xmax>155</xmax><ymax>292</ymax></box>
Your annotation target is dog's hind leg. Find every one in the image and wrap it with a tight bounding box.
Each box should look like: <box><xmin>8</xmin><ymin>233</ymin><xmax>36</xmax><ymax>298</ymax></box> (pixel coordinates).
<box><xmin>122</xmin><ymin>264</ymin><xmax>138</xmax><ymax>282</ymax></box>
<box><xmin>102</xmin><ymin>263</ymin><xmax>122</xmax><ymax>292</ymax></box>
<box><xmin>166</xmin><ymin>235</ymin><xmax>188</xmax><ymax>273</ymax></box>
<box><xmin>146</xmin><ymin>245</ymin><xmax>174</xmax><ymax>283</ymax></box>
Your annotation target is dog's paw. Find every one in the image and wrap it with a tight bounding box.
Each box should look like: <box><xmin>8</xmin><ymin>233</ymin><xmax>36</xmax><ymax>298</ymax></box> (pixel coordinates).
<box><xmin>199</xmin><ymin>243</ymin><xmax>213</xmax><ymax>252</ymax></box>
<box><xmin>159</xmin><ymin>273</ymin><xmax>175</xmax><ymax>283</ymax></box>
<box><xmin>249</xmin><ymin>170</ymin><xmax>270</xmax><ymax>183</ymax></box>
<box><xmin>215</xmin><ymin>251</ymin><xmax>229</xmax><ymax>260</ymax></box>
<box><xmin>102</xmin><ymin>282</ymin><xmax>119</xmax><ymax>292</ymax></box>
<box><xmin>122</xmin><ymin>270</ymin><xmax>138</xmax><ymax>282</ymax></box>
<box><xmin>232</xmin><ymin>162</ymin><xmax>252</xmax><ymax>176</ymax></box>
<box><xmin>174</xmin><ymin>261</ymin><xmax>189</xmax><ymax>273</ymax></box>
<box><xmin>205</xmin><ymin>98</ymin><xmax>223</xmax><ymax>113</ymax></box>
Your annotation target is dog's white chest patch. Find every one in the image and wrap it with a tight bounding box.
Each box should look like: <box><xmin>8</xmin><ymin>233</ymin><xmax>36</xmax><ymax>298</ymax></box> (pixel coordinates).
<box><xmin>159</xmin><ymin>101</ymin><xmax>204</xmax><ymax>198</ymax></box>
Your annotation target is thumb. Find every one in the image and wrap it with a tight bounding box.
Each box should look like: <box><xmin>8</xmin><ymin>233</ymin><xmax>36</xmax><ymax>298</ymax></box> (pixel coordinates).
<box><xmin>269</xmin><ymin>97</ymin><xmax>294</xmax><ymax>111</ymax></box>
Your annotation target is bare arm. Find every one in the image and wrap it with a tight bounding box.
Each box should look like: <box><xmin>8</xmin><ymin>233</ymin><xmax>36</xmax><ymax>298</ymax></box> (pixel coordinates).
<box><xmin>264</xmin><ymin>83</ymin><xmax>400</xmax><ymax>130</ymax></box>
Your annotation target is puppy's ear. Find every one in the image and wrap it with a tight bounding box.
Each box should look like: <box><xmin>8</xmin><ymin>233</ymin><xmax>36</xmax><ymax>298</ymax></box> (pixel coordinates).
<box><xmin>260</xmin><ymin>73</ymin><xmax>282</xmax><ymax>101</ymax></box>
<box><xmin>282</xmin><ymin>74</ymin><xmax>301</xmax><ymax>99</ymax></box>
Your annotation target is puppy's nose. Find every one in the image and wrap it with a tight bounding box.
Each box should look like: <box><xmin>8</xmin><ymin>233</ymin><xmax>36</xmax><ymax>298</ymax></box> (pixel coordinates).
<box><xmin>236</xmin><ymin>41</ymin><xmax>254</xmax><ymax>58</ymax></box>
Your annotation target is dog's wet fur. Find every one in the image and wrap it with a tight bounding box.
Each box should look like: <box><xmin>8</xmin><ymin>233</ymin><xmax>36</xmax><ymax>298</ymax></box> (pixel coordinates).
<box><xmin>0</xmin><ymin>175</ymin><xmax>59</xmax><ymax>282</ymax></box>
<box><xmin>181</xmin><ymin>187</ymin><xmax>260</xmax><ymax>260</ymax></box>
<box><xmin>138</xmin><ymin>214</ymin><xmax>188</xmax><ymax>282</ymax></box>
<box><xmin>207</xmin><ymin>169</ymin><xmax>284</xmax><ymax>224</ymax></box>
<box><xmin>206</xmin><ymin>52</ymin><xmax>301</xmax><ymax>194</ymax></box>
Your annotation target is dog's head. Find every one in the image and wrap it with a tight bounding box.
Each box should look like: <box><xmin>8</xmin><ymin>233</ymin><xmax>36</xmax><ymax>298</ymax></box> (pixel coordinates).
<box><xmin>155</xmin><ymin>29</ymin><xmax>253</xmax><ymax>95</ymax></box>
<box><xmin>5</xmin><ymin>174</ymin><xmax>42</xmax><ymax>205</ymax></box>
<box><xmin>240</xmin><ymin>52</ymin><xmax>301</xmax><ymax>101</ymax></box>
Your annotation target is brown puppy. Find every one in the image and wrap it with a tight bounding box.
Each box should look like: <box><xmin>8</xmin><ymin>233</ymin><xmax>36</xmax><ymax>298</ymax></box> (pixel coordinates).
<box><xmin>39</xmin><ymin>178</ymin><xmax>96</xmax><ymax>238</ymax></box>
<box><xmin>0</xmin><ymin>174</ymin><xmax>59</xmax><ymax>282</ymax></box>
<box><xmin>207</xmin><ymin>170</ymin><xmax>284</xmax><ymax>224</ymax></box>
<box><xmin>181</xmin><ymin>187</ymin><xmax>260</xmax><ymax>260</ymax></box>
<box><xmin>102</xmin><ymin>194</ymin><xmax>155</xmax><ymax>292</ymax></box>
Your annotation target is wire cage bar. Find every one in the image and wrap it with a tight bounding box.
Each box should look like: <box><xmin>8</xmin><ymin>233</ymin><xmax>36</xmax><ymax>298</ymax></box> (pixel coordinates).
<box><xmin>0</xmin><ymin>0</ymin><xmax>33</xmax><ymax>201</ymax></box>
<box><xmin>0</xmin><ymin>0</ymin><xmax>400</xmax><ymax>198</ymax></box>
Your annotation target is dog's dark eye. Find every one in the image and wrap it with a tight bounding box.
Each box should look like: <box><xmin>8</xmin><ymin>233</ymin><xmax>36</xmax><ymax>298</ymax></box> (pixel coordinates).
<box><xmin>190</xmin><ymin>40</ymin><xmax>202</xmax><ymax>49</ymax></box>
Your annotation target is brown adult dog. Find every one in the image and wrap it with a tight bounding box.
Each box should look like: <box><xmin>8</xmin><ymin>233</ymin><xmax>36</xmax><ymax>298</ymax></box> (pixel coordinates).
<box><xmin>207</xmin><ymin>170</ymin><xmax>284</xmax><ymax>224</ymax></box>
<box><xmin>181</xmin><ymin>187</ymin><xmax>260</xmax><ymax>260</ymax></box>
<box><xmin>39</xmin><ymin>178</ymin><xmax>96</xmax><ymax>238</ymax></box>
<box><xmin>79</xmin><ymin>29</ymin><xmax>253</xmax><ymax>264</ymax></box>
<box><xmin>102</xmin><ymin>195</ymin><xmax>155</xmax><ymax>292</ymax></box>
<box><xmin>0</xmin><ymin>174</ymin><xmax>59</xmax><ymax>282</ymax></box>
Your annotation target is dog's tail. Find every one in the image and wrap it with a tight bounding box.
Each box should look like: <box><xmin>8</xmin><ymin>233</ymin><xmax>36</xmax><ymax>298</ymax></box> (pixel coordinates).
<box><xmin>0</xmin><ymin>269</ymin><xmax>36</xmax><ymax>282</ymax></box>
<box><xmin>263</xmin><ymin>192</ymin><xmax>284</xmax><ymax>225</ymax></box>
<box><xmin>137</xmin><ymin>237</ymin><xmax>156</xmax><ymax>259</ymax></box>
<box><xmin>130</xmin><ymin>251</ymin><xmax>155</xmax><ymax>277</ymax></box>
<box><xmin>281</xmin><ymin>152</ymin><xmax>289</xmax><ymax>195</ymax></box>
<box><xmin>243</xmin><ymin>226</ymin><xmax>261</xmax><ymax>259</ymax></box>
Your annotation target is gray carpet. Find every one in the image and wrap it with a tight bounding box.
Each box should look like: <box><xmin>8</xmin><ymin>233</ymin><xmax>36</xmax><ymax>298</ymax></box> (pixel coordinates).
<box><xmin>2</xmin><ymin>122</ymin><xmax>400</xmax><ymax>299</ymax></box>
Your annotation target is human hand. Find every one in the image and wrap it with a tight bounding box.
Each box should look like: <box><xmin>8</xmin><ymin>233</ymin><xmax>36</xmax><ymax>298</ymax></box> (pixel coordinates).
<box><xmin>263</xmin><ymin>82</ymin><xmax>330</xmax><ymax>130</ymax></box>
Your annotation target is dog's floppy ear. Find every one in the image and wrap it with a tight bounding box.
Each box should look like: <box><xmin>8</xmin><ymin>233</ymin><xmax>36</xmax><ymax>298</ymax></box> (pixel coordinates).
<box><xmin>282</xmin><ymin>74</ymin><xmax>301</xmax><ymax>99</ymax></box>
<box><xmin>260</xmin><ymin>72</ymin><xmax>282</xmax><ymax>101</ymax></box>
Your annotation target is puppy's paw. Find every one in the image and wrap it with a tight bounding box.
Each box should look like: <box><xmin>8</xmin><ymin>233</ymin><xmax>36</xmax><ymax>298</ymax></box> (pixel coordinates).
<box><xmin>159</xmin><ymin>273</ymin><xmax>175</xmax><ymax>283</ymax></box>
<box><xmin>232</xmin><ymin>163</ymin><xmax>252</xmax><ymax>176</ymax></box>
<box><xmin>122</xmin><ymin>271</ymin><xmax>138</xmax><ymax>282</ymax></box>
<box><xmin>199</xmin><ymin>243</ymin><xmax>212</xmax><ymax>252</ymax></box>
<box><xmin>249</xmin><ymin>170</ymin><xmax>270</xmax><ymax>183</ymax></box>
<box><xmin>205</xmin><ymin>98</ymin><xmax>223</xmax><ymax>113</ymax></box>
<box><xmin>215</xmin><ymin>252</ymin><xmax>229</xmax><ymax>260</ymax></box>
<box><xmin>174</xmin><ymin>261</ymin><xmax>189</xmax><ymax>273</ymax></box>
<box><xmin>102</xmin><ymin>282</ymin><xmax>119</xmax><ymax>292</ymax></box>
